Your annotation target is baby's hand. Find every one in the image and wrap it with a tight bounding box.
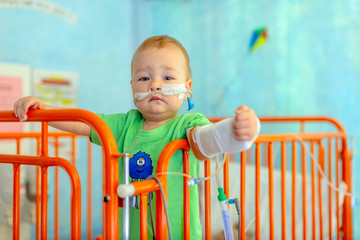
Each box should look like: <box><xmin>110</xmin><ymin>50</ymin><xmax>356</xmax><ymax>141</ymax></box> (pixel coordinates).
<box><xmin>232</xmin><ymin>105</ymin><xmax>258</xmax><ymax>141</ymax></box>
<box><xmin>13</xmin><ymin>96</ymin><xmax>44</xmax><ymax>122</ymax></box>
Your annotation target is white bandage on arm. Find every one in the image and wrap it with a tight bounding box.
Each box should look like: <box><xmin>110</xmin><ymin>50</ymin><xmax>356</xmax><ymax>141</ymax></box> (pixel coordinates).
<box><xmin>187</xmin><ymin>117</ymin><xmax>260</xmax><ymax>160</ymax></box>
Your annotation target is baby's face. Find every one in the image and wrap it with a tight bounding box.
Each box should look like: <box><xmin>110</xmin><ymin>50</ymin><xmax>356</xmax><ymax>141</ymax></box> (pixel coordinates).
<box><xmin>131</xmin><ymin>45</ymin><xmax>192</xmax><ymax>122</ymax></box>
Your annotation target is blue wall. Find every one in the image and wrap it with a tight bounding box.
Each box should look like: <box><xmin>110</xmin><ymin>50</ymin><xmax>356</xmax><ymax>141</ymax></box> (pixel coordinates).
<box><xmin>1</xmin><ymin>0</ymin><xmax>359</xmax><ymax>238</ymax></box>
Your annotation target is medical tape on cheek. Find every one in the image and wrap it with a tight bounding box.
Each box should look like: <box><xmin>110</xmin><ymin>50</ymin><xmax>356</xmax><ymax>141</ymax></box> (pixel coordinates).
<box><xmin>134</xmin><ymin>90</ymin><xmax>151</xmax><ymax>101</ymax></box>
<box><xmin>158</xmin><ymin>84</ymin><xmax>188</xmax><ymax>100</ymax></box>
<box><xmin>133</xmin><ymin>83</ymin><xmax>189</xmax><ymax>101</ymax></box>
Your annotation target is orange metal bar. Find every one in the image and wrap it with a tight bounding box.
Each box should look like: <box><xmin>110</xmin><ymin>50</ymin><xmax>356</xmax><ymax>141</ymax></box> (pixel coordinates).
<box><xmin>328</xmin><ymin>139</ymin><xmax>332</xmax><ymax>240</ymax></box>
<box><xmin>255</xmin><ymin>143</ymin><xmax>260</xmax><ymax>239</ymax></box>
<box><xmin>36</xmin><ymin>138</ymin><xmax>40</xmax><ymax>240</ymax></box>
<box><xmin>41</xmin><ymin>166</ymin><xmax>48</xmax><ymax>240</ymax></box>
<box><xmin>204</xmin><ymin>158</ymin><xmax>211</xmax><ymax>240</ymax></box>
<box><xmin>240</xmin><ymin>151</ymin><xmax>246</xmax><ymax>240</ymax></box>
<box><xmin>341</xmin><ymin>137</ymin><xmax>352</xmax><ymax>240</ymax></box>
<box><xmin>336</xmin><ymin>139</ymin><xmax>340</xmax><ymax>240</ymax></box>
<box><xmin>0</xmin><ymin>154</ymin><xmax>82</xmax><ymax>239</ymax></box>
<box><xmin>13</xmin><ymin>164</ymin><xmax>21</xmax><ymax>240</ymax></box>
<box><xmin>256</xmin><ymin>116</ymin><xmax>353</xmax><ymax>238</ymax></box>
<box><xmin>155</xmin><ymin>139</ymin><xmax>189</xmax><ymax>239</ymax></box>
<box><xmin>268</xmin><ymin>143</ymin><xmax>274</xmax><ymax>240</ymax></box>
<box><xmin>0</xmin><ymin>109</ymin><xmax>122</xmax><ymax>239</ymax></box>
<box><xmin>302</xmin><ymin>141</ymin><xmax>307</xmax><ymax>240</ymax></box>
<box><xmin>281</xmin><ymin>141</ymin><xmax>286</xmax><ymax>240</ymax></box>
<box><xmin>310</xmin><ymin>141</ymin><xmax>316</xmax><ymax>239</ymax></box>
<box><xmin>41</xmin><ymin>122</ymin><xmax>48</xmax><ymax>157</ymax></box>
<box><xmin>130</xmin><ymin>116</ymin><xmax>354</xmax><ymax>240</ymax></box>
<box><xmin>16</xmin><ymin>138</ymin><xmax>21</xmax><ymax>154</ymax></box>
<box><xmin>0</xmin><ymin>132</ymin><xmax>78</xmax><ymax>139</ymax></box>
<box><xmin>255</xmin><ymin>132</ymin><xmax>344</xmax><ymax>143</ymax></box>
<box><xmin>318</xmin><ymin>141</ymin><xmax>324</xmax><ymax>240</ymax></box>
<box><xmin>130</xmin><ymin>139</ymin><xmax>191</xmax><ymax>239</ymax></box>
<box><xmin>291</xmin><ymin>141</ymin><xmax>296</xmax><ymax>240</ymax></box>
<box><xmin>183</xmin><ymin>149</ymin><xmax>190</xmax><ymax>240</ymax></box>
<box><xmin>1</xmin><ymin>114</ymin><xmax>353</xmax><ymax>239</ymax></box>
<box><xmin>140</xmin><ymin>194</ymin><xmax>148</xmax><ymax>240</ymax></box>
<box><xmin>71</xmin><ymin>136</ymin><xmax>76</xmax><ymax>166</ymax></box>
<box><xmin>224</xmin><ymin>153</ymin><xmax>230</xmax><ymax>199</ymax></box>
<box><xmin>132</xmin><ymin>179</ymin><xmax>160</xmax><ymax>195</ymax></box>
<box><xmin>54</xmin><ymin>137</ymin><xmax>59</xmax><ymax>240</ymax></box>
<box><xmin>210</xmin><ymin>116</ymin><xmax>349</xmax><ymax>134</ymax></box>
<box><xmin>41</xmin><ymin>122</ymin><xmax>49</xmax><ymax>240</ymax></box>
<box><xmin>87</xmin><ymin>141</ymin><xmax>93</xmax><ymax>240</ymax></box>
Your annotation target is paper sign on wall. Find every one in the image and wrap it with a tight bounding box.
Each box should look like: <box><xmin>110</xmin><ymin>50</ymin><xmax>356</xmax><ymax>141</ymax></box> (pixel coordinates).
<box><xmin>0</xmin><ymin>62</ymin><xmax>31</xmax><ymax>133</ymax></box>
<box><xmin>0</xmin><ymin>76</ymin><xmax>23</xmax><ymax>132</ymax></box>
<box><xmin>33</xmin><ymin>70</ymin><xmax>77</xmax><ymax>108</ymax></box>
<box><xmin>32</xmin><ymin>70</ymin><xmax>78</xmax><ymax>160</ymax></box>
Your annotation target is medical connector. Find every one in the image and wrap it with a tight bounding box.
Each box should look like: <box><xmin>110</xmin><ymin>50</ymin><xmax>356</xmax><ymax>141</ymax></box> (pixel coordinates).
<box><xmin>117</xmin><ymin>184</ymin><xmax>135</xmax><ymax>198</ymax></box>
<box><xmin>218</xmin><ymin>188</ymin><xmax>234</xmax><ymax>240</ymax></box>
<box><xmin>187</xmin><ymin>177</ymin><xmax>202</xmax><ymax>186</ymax></box>
<box><xmin>234</xmin><ymin>198</ymin><xmax>240</xmax><ymax>215</ymax></box>
<box><xmin>187</xmin><ymin>96</ymin><xmax>194</xmax><ymax>111</ymax></box>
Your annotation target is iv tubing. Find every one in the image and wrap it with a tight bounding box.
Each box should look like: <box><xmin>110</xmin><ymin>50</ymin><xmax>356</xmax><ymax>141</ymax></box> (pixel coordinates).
<box><xmin>123</xmin><ymin>154</ymin><xmax>130</xmax><ymax>240</ymax></box>
<box><xmin>155</xmin><ymin>153</ymin><xmax>227</xmax><ymax>186</ymax></box>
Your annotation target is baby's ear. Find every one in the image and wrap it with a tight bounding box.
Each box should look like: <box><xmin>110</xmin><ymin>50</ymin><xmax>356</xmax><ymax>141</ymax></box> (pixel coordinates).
<box><xmin>185</xmin><ymin>78</ymin><xmax>192</xmax><ymax>91</ymax></box>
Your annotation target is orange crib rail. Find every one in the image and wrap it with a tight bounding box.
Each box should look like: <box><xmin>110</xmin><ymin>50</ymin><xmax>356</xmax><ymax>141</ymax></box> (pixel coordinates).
<box><xmin>0</xmin><ymin>109</ymin><xmax>122</xmax><ymax>239</ymax></box>
<box><xmin>0</xmin><ymin>131</ymin><xmax>96</xmax><ymax>240</ymax></box>
<box><xmin>0</xmin><ymin>112</ymin><xmax>353</xmax><ymax>239</ymax></box>
<box><xmin>256</xmin><ymin>116</ymin><xmax>352</xmax><ymax>240</ymax></box>
<box><xmin>0</xmin><ymin>148</ymin><xmax>81</xmax><ymax>239</ymax></box>
<box><xmin>128</xmin><ymin>116</ymin><xmax>352</xmax><ymax>240</ymax></box>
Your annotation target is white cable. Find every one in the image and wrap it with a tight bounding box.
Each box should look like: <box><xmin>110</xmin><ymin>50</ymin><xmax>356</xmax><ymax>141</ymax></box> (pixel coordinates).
<box><xmin>154</xmin><ymin>153</ymin><xmax>227</xmax><ymax>186</ymax></box>
<box><xmin>214</xmin><ymin>154</ymin><xmax>222</xmax><ymax>188</ymax></box>
<box><xmin>146</xmin><ymin>175</ymin><xmax>172</xmax><ymax>240</ymax></box>
<box><xmin>291</xmin><ymin>133</ymin><xmax>360</xmax><ymax>200</ymax></box>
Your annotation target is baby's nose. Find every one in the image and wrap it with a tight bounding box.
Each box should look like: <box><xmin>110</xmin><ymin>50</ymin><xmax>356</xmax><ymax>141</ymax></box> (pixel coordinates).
<box><xmin>149</xmin><ymin>86</ymin><xmax>161</xmax><ymax>91</ymax></box>
<box><xmin>149</xmin><ymin>79</ymin><xmax>162</xmax><ymax>91</ymax></box>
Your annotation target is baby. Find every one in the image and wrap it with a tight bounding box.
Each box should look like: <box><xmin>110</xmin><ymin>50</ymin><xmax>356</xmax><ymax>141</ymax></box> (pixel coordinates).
<box><xmin>13</xmin><ymin>35</ymin><xmax>259</xmax><ymax>239</ymax></box>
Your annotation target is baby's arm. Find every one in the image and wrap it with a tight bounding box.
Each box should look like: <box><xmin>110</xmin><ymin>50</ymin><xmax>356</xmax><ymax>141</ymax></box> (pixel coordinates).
<box><xmin>187</xmin><ymin>105</ymin><xmax>260</xmax><ymax>160</ymax></box>
<box><xmin>13</xmin><ymin>96</ymin><xmax>91</xmax><ymax>137</ymax></box>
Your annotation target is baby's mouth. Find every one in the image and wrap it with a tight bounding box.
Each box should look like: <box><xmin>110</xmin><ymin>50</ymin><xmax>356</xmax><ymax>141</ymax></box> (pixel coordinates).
<box><xmin>150</xmin><ymin>96</ymin><xmax>162</xmax><ymax>101</ymax></box>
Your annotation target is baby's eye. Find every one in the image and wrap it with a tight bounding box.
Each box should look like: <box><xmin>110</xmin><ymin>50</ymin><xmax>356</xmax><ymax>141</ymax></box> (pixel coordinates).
<box><xmin>139</xmin><ymin>77</ymin><xmax>150</xmax><ymax>81</ymax></box>
<box><xmin>163</xmin><ymin>76</ymin><xmax>173</xmax><ymax>80</ymax></box>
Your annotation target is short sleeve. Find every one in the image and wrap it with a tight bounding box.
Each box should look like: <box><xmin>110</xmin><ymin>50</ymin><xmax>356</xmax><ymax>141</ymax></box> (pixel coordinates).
<box><xmin>186</xmin><ymin>112</ymin><xmax>211</xmax><ymax>129</ymax></box>
<box><xmin>171</xmin><ymin>112</ymin><xmax>211</xmax><ymax>140</ymax></box>
<box><xmin>89</xmin><ymin>112</ymin><xmax>127</xmax><ymax>146</ymax></box>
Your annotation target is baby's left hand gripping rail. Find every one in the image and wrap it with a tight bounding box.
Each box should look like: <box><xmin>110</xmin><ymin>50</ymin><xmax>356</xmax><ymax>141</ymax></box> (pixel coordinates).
<box><xmin>0</xmin><ymin>109</ymin><xmax>122</xmax><ymax>240</ymax></box>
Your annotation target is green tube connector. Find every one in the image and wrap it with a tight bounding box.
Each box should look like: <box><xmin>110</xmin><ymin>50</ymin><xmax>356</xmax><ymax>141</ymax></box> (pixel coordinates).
<box><xmin>217</xmin><ymin>187</ymin><xmax>227</xmax><ymax>202</ymax></box>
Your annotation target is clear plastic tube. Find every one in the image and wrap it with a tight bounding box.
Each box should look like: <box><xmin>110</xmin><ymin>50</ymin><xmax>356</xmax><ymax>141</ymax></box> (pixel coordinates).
<box><xmin>219</xmin><ymin>200</ymin><xmax>234</xmax><ymax>240</ymax></box>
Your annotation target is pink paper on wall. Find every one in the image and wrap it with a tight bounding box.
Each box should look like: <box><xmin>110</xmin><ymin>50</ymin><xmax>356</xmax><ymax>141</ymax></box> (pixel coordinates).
<box><xmin>0</xmin><ymin>75</ymin><xmax>23</xmax><ymax>132</ymax></box>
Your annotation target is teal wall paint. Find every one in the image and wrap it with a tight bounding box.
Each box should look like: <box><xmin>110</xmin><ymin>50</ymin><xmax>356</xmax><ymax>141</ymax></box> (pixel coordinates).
<box><xmin>0</xmin><ymin>0</ymin><xmax>359</xmax><ymax>238</ymax></box>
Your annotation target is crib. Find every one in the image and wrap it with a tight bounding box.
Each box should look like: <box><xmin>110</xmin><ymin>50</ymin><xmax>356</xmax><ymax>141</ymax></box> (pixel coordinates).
<box><xmin>0</xmin><ymin>109</ymin><xmax>353</xmax><ymax>239</ymax></box>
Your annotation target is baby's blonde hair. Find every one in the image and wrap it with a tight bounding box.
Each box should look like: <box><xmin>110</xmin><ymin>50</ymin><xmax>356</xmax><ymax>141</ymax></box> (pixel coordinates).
<box><xmin>131</xmin><ymin>35</ymin><xmax>192</xmax><ymax>79</ymax></box>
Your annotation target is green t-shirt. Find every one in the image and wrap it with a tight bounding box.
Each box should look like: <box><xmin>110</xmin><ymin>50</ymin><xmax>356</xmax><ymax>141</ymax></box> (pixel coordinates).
<box><xmin>90</xmin><ymin>109</ymin><xmax>211</xmax><ymax>239</ymax></box>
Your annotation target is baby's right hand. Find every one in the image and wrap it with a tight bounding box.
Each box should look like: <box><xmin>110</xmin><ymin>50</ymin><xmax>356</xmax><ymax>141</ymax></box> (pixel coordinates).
<box><xmin>13</xmin><ymin>96</ymin><xmax>45</xmax><ymax>122</ymax></box>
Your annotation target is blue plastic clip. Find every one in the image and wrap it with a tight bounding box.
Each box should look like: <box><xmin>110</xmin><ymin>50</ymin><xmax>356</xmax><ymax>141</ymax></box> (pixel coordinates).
<box><xmin>227</xmin><ymin>199</ymin><xmax>235</xmax><ymax>205</ymax></box>
<box><xmin>187</xmin><ymin>96</ymin><xmax>194</xmax><ymax>111</ymax></box>
<box><xmin>187</xmin><ymin>178</ymin><xmax>202</xmax><ymax>186</ymax></box>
